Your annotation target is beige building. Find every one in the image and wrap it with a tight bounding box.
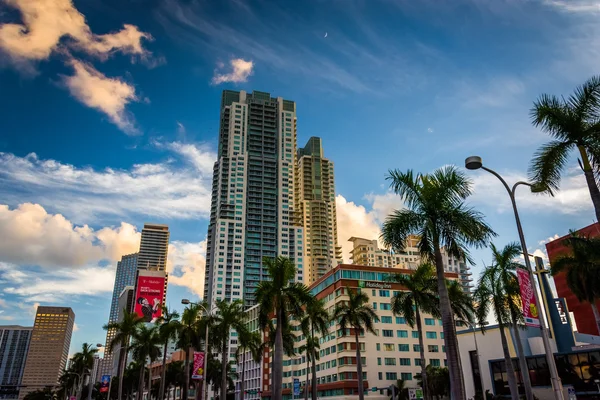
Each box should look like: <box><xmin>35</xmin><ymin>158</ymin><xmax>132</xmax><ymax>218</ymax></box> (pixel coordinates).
<box><xmin>19</xmin><ymin>307</ymin><xmax>75</xmax><ymax>400</ymax></box>
<box><xmin>138</xmin><ymin>223</ymin><xmax>170</xmax><ymax>270</ymax></box>
<box><xmin>296</xmin><ymin>137</ymin><xmax>342</xmax><ymax>284</ymax></box>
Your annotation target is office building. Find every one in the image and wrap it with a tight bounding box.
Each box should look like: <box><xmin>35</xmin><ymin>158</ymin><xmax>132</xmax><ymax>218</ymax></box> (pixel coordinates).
<box><xmin>110</xmin><ymin>286</ymin><xmax>134</xmax><ymax>377</ymax></box>
<box><xmin>245</xmin><ymin>264</ymin><xmax>457</xmax><ymax>400</ymax></box>
<box><xmin>296</xmin><ymin>137</ymin><xmax>342</xmax><ymax>283</ymax></box>
<box><xmin>348</xmin><ymin>236</ymin><xmax>473</xmax><ymax>293</ymax></box>
<box><xmin>19</xmin><ymin>307</ymin><xmax>75</xmax><ymax>400</ymax></box>
<box><xmin>101</xmin><ymin>253</ymin><xmax>138</xmax><ymax>377</ymax></box>
<box><xmin>0</xmin><ymin>326</ymin><xmax>32</xmax><ymax>399</ymax></box>
<box><xmin>203</xmin><ymin>90</ymin><xmax>305</xmax><ymax>308</ymax></box>
<box><xmin>138</xmin><ymin>224</ymin><xmax>170</xmax><ymax>271</ymax></box>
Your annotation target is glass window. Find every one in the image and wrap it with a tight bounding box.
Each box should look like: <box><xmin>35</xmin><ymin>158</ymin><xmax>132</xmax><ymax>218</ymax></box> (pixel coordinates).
<box><xmin>398</xmin><ymin>344</ymin><xmax>410</xmax><ymax>352</ymax></box>
<box><xmin>401</xmin><ymin>373</ymin><xmax>413</xmax><ymax>381</ymax></box>
<box><xmin>425</xmin><ymin>318</ymin><xmax>435</xmax><ymax>326</ymax></box>
<box><xmin>426</xmin><ymin>331</ymin><xmax>437</xmax><ymax>339</ymax></box>
<box><xmin>382</xmin><ymin>330</ymin><xmax>394</xmax><ymax>337</ymax></box>
<box><xmin>400</xmin><ymin>358</ymin><xmax>411</xmax><ymax>366</ymax></box>
<box><xmin>384</xmin><ymin>358</ymin><xmax>396</xmax><ymax>366</ymax></box>
<box><xmin>412</xmin><ymin>331</ymin><xmax>419</xmax><ymax>338</ymax></box>
<box><xmin>397</xmin><ymin>330</ymin><xmax>408</xmax><ymax>338</ymax></box>
<box><xmin>396</xmin><ymin>317</ymin><xmax>406</xmax><ymax>324</ymax></box>
<box><xmin>381</xmin><ymin>316</ymin><xmax>393</xmax><ymax>324</ymax></box>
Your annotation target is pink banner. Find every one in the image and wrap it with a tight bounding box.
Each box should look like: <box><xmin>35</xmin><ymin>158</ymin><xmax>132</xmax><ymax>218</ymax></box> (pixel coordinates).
<box><xmin>192</xmin><ymin>352</ymin><xmax>205</xmax><ymax>380</ymax></box>
<box><xmin>516</xmin><ymin>268</ymin><xmax>540</xmax><ymax>327</ymax></box>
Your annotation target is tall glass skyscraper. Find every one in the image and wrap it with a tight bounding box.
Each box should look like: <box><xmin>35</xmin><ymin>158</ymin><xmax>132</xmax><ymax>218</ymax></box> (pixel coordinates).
<box><xmin>0</xmin><ymin>326</ymin><xmax>32</xmax><ymax>399</ymax></box>
<box><xmin>203</xmin><ymin>90</ymin><xmax>305</xmax><ymax>308</ymax></box>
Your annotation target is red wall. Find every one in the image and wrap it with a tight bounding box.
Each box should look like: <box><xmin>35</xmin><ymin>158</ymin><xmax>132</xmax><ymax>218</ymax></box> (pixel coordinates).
<box><xmin>545</xmin><ymin>223</ymin><xmax>600</xmax><ymax>336</ymax></box>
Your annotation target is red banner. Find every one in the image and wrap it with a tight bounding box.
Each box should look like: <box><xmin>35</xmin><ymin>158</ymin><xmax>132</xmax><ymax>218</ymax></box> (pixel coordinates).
<box><xmin>100</xmin><ymin>375</ymin><xmax>110</xmax><ymax>393</ymax></box>
<box><xmin>134</xmin><ymin>275</ymin><xmax>165</xmax><ymax>323</ymax></box>
<box><xmin>192</xmin><ymin>352</ymin><xmax>205</xmax><ymax>380</ymax></box>
<box><xmin>516</xmin><ymin>267</ymin><xmax>540</xmax><ymax>327</ymax></box>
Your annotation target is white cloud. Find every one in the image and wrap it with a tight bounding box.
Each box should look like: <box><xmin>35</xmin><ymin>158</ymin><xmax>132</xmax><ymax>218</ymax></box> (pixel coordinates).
<box><xmin>73</xmin><ymin>322</ymin><xmax>79</xmax><ymax>332</ymax></box>
<box><xmin>167</xmin><ymin>239</ymin><xmax>207</xmax><ymax>296</ymax></box>
<box><xmin>0</xmin><ymin>0</ymin><xmax>152</xmax><ymax>62</ymax></box>
<box><xmin>212</xmin><ymin>58</ymin><xmax>254</xmax><ymax>84</ymax></box>
<box><xmin>0</xmin><ymin>143</ymin><xmax>216</xmax><ymax>222</ymax></box>
<box><xmin>0</xmin><ymin>203</ymin><xmax>140</xmax><ymax>267</ymax></box>
<box><xmin>62</xmin><ymin>59</ymin><xmax>139</xmax><ymax>134</ymax></box>
<box><xmin>335</xmin><ymin>195</ymin><xmax>381</xmax><ymax>263</ymax></box>
<box><xmin>427</xmin><ymin>127</ymin><xmax>434</xmax><ymax>133</ymax></box>
<box><xmin>538</xmin><ymin>234</ymin><xmax>560</xmax><ymax>246</ymax></box>
<box><xmin>544</xmin><ymin>0</ymin><xmax>600</xmax><ymax>13</ymax></box>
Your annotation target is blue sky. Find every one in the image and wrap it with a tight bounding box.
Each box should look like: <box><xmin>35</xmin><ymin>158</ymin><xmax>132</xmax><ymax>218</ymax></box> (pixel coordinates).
<box><xmin>0</xmin><ymin>0</ymin><xmax>598</xmax><ymax>356</ymax></box>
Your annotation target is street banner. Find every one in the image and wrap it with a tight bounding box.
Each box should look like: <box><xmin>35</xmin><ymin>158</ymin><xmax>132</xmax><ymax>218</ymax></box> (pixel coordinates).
<box><xmin>293</xmin><ymin>379</ymin><xmax>300</xmax><ymax>396</ymax></box>
<box><xmin>134</xmin><ymin>274</ymin><xmax>165</xmax><ymax>323</ymax></box>
<box><xmin>516</xmin><ymin>267</ymin><xmax>540</xmax><ymax>327</ymax></box>
<box><xmin>100</xmin><ymin>375</ymin><xmax>110</xmax><ymax>393</ymax></box>
<box><xmin>192</xmin><ymin>352</ymin><xmax>205</xmax><ymax>380</ymax></box>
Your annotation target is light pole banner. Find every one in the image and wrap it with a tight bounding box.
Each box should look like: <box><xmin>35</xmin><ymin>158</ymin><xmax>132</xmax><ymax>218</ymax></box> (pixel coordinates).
<box><xmin>516</xmin><ymin>267</ymin><xmax>540</xmax><ymax>327</ymax></box>
<box><xmin>192</xmin><ymin>352</ymin><xmax>205</xmax><ymax>380</ymax></box>
<box><xmin>100</xmin><ymin>375</ymin><xmax>110</xmax><ymax>393</ymax></box>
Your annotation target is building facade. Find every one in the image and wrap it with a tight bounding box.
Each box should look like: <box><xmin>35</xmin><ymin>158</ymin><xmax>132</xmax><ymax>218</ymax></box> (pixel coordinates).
<box><xmin>138</xmin><ymin>224</ymin><xmax>170</xmax><ymax>271</ymax></box>
<box><xmin>248</xmin><ymin>264</ymin><xmax>457</xmax><ymax>400</ymax></box>
<box><xmin>296</xmin><ymin>137</ymin><xmax>342</xmax><ymax>284</ymax></box>
<box><xmin>203</xmin><ymin>90</ymin><xmax>305</xmax><ymax>309</ymax></box>
<box><xmin>19</xmin><ymin>307</ymin><xmax>75</xmax><ymax>400</ymax></box>
<box><xmin>111</xmin><ymin>286</ymin><xmax>135</xmax><ymax>376</ymax></box>
<box><xmin>0</xmin><ymin>326</ymin><xmax>32</xmax><ymax>399</ymax></box>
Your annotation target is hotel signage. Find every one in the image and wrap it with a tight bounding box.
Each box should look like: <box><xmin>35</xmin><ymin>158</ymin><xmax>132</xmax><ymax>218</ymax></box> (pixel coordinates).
<box><xmin>358</xmin><ymin>280</ymin><xmax>392</xmax><ymax>289</ymax></box>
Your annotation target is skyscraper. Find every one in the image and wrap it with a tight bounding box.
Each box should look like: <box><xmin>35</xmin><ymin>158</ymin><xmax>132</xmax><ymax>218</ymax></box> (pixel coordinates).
<box><xmin>203</xmin><ymin>90</ymin><xmax>305</xmax><ymax>307</ymax></box>
<box><xmin>0</xmin><ymin>326</ymin><xmax>32</xmax><ymax>399</ymax></box>
<box><xmin>18</xmin><ymin>307</ymin><xmax>75</xmax><ymax>400</ymax></box>
<box><xmin>137</xmin><ymin>224</ymin><xmax>170</xmax><ymax>270</ymax></box>
<box><xmin>296</xmin><ymin>137</ymin><xmax>342</xmax><ymax>283</ymax></box>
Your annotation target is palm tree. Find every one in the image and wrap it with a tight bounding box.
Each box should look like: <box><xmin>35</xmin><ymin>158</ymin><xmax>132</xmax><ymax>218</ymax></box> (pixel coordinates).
<box><xmin>164</xmin><ymin>361</ymin><xmax>184</xmax><ymax>400</ymax></box>
<box><xmin>388</xmin><ymin>379</ymin><xmax>408</xmax><ymax>400</ymax></box>
<box><xmin>388</xmin><ymin>264</ymin><xmax>439</xmax><ymax>400</ymax></box>
<box><xmin>300</xmin><ymin>299</ymin><xmax>330</xmax><ymax>400</ymax></box>
<box><xmin>71</xmin><ymin>343</ymin><xmax>99</xmax><ymax>400</ymax></box>
<box><xmin>130</xmin><ymin>324</ymin><xmax>162</xmax><ymax>400</ymax></box>
<box><xmin>156</xmin><ymin>308</ymin><xmax>181</xmax><ymax>400</ymax></box>
<box><xmin>104</xmin><ymin>311</ymin><xmax>145</xmax><ymax>400</ymax></box>
<box><xmin>529</xmin><ymin>76</ymin><xmax>600</xmax><ymax>222</ymax></box>
<box><xmin>298</xmin><ymin>337</ymin><xmax>320</xmax><ymax>400</ymax></box>
<box><xmin>473</xmin><ymin>262</ymin><xmax>521</xmax><ymax>400</ymax></box>
<box><xmin>177</xmin><ymin>304</ymin><xmax>202</xmax><ymax>400</ymax></box>
<box><xmin>381</xmin><ymin>166</ymin><xmax>495</xmax><ymax>400</ymax></box>
<box><xmin>552</xmin><ymin>232</ymin><xmax>600</xmax><ymax>334</ymax></box>
<box><xmin>236</xmin><ymin>330</ymin><xmax>262</xmax><ymax>400</ymax></box>
<box><xmin>255</xmin><ymin>256</ymin><xmax>312</xmax><ymax>400</ymax></box>
<box><xmin>213</xmin><ymin>299</ymin><xmax>248</xmax><ymax>400</ymax></box>
<box><xmin>446</xmin><ymin>280</ymin><xmax>474</xmax><ymax>326</ymax></box>
<box><xmin>489</xmin><ymin>243</ymin><xmax>534</xmax><ymax>400</ymax></box>
<box><xmin>123</xmin><ymin>361</ymin><xmax>142</xmax><ymax>400</ymax></box>
<box><xmin>416</xmin><ymin>366</ymin><xmax>450</xmax><ymax>400</ymax></box>
<box><xmin>333</xmin><ymin>287</ymin><xmax>379</xmax><ymax>400</ymax></box>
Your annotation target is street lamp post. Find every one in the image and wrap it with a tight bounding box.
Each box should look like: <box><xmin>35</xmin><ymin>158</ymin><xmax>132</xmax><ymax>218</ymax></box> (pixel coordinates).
<box><xmin>181</xmin><ymin>299</ymin><xmax>216</xmax><ymax>400</ymax></box>
<box><xmin>465</xmin><ymin>156</ymin><xmax>564</xmax><ymax>400</ymax></box>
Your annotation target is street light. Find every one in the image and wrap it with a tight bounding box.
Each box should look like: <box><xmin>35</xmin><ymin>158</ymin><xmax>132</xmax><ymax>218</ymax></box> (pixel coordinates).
<box><xmin>181</xmin><ymin>299</ymin><xmax>217</xmax><ymax>400</ymax></box>
<box><xmin>465</xmin><ymin>156</ymin><xmax>564</xmax><ymax>400</ymax></box>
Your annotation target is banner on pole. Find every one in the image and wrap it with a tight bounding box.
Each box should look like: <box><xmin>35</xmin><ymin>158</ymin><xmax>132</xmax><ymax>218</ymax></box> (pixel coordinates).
<box><xmin>293</xmin><ymin>379</ymin><xmax>300</xmax><ymax>396</ymax></box>
<box><xmin>192</xmin><ymin>352</ymin><xmax>205</xmax><ymax>380</ymax></box>
<box><xmin>100</xmin><ymin>375</ymin><xmax>110</xmax><ymax>393</ymax></box>
<box><xmin>516</xmin><ymin>267</ymin><xmax>540</xmax><ymax>327</ymax></box>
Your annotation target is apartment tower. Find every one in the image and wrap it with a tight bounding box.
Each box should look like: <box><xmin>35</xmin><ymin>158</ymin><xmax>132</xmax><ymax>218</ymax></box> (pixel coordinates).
<box><xmin>203</xmin><ymin>90</ymin><xmax>305</xmax><ymax>308</ymax></box>
<box><xmin>19</xmin><ymin>307</ymin><xmax>75</xmax><ymax>400</ymax></box>
<box><xmin>137</xmin><ymin>224</ymin><xmax>170</xmax><ymax>270</ymax></box>
<box><xmin>296</xmin><ymin>137</ymin><xmax>342</xmax><ymax>283</ymax></box>
<box><xmin>0</xmin><ymin>326</ymin><xmax>32</xmax><ymax>399</ymax></box>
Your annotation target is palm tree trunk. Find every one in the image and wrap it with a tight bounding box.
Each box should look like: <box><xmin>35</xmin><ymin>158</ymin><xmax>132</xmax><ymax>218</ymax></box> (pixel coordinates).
<box><xmin>499</xmin><ymin>323</ymin><xmax>519</xmax><ymax>400</ymax></box>
<box><xmin>591</xmin><ymin>301</ymin><xmax>600</xmax><ymax>336</ymax></box>
<box><xmin>148</xmin><ymin>367</ymin><xmax>152</xmax><ymax>400</ymax></box>
<box><xmin>160</xmin><ymin>340</ymin><xmax>168</xmax><ymax>400</ymax></box>
<box><xmin>354</xmin><ymin>330</ymin><xmax>364</xmax><ymax>400</ymax></box>
<box><xmin>311</xmin><ymin>325</ymin><xmax>317</xmax><ymax>400</ymax></box>
<box><xmin>183</xmin><ymin>348</ymin><xmax>190</xmax><ymax>400</ymax></box>
<box><xmin>510</xmin><ymin>318</ymin><xmax>533</xmax><ymax>400</ymax></box>
<box><xmin>304</xmin><ymin>356</ymin><xmax>309</xmax><ymax>400</ymax></box>
<box><xmin>138</xmin><ymin>363</ymin><xmax>146</xmax><ymax>400</ymax></box>
<box><xmin>433</xmin><ymin>246</ymin><xmax>465</xmax><ymax>400</ymax></box>
<box><xmin>221</xmin><ymin>341</ymin><xmax>228</xmax><ymax>400</ymax></box>
<box><xmin>240</xmin><ymin>351</ymin><xmax>245</xmax><ymax>400</ymax></box>
<box><xmin>272</xmin><ymin>307</ymin><xmax>284</xmax><ymax>400</ymax></box>
<box><xmin>415</xmin><ymin>307</ymin><xmax>430</xmax><ymax>400</ymax></box>
<box><xmin>119</xmin><ymin>343</ymin><xmax>128</xmax><ymax>400</ymax></box>
<box><xmin>578</xmin><ymin>146</ymin><xmax>600</xmax><ymax>222</ymax></box>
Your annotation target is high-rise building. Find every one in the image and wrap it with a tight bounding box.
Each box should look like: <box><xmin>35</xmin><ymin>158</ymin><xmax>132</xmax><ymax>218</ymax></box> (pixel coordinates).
<box><xmin>0</xmin><ymin>326</ymin><xmax>32</xmax><ymax>399</ymax></box>
<box><xmin>101</xmin><ymin>253</ymin><xmax>137</xmax><ymax>377</ymax></box>
<box><xmin>111</xmin><ymin>286</ymin><xmax>135</xmax><ymax>376</ymax></box>
<box><xmin>19</xmin><ymin>307</ymin><xmax>74</xmax><ymax>400</ymax></box>
<box><xmin>296</xmin><ymin>137</ymin><xmax>342</xmax><ymax>283</ymax></box>
<box><xmin>138</xmin><ymin>224</ymin><xmax>170</xmax><ymax>270</ymax></box>
<box><xmin>203</xmin><ymin>90</ymin><xmax>305</xmax><ymax>308</ymax></box>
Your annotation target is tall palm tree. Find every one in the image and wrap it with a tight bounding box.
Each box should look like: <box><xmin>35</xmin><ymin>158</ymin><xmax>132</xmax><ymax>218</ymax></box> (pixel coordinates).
<box><xmin>104</xmin><ymin>311</ymin><xmax>145</xmax><ymax>400</ymax></box>
<box><xmin>300</xmin><ymin>299</ymin><xmax>330</xmax><ymax>400</ymax></box>
<box><xmin>255</xmin><ymin>256</ymin><xmax>312</xmax><ymax>400</ymax></box>
<box><xmin>164</xmin><ymin>361</ymin><xmax>184</xmax><ymax>400</ymax></box>
<box><xmin>156</xmin><ymin>307</ymin><xmax>181</xmax><ymax>400</ymax></box>
<box><xmin>333</xmin><ymin>287</ymin><xmax>379</xmax><ymax>400</ymax></box>
<box><xmin>236</xmin><ymin>330</ymin><xmax>262</xmax><ymax>400</ymax></box>
<box><xmin>213</xmin><ymin>299</ymin><xmax>248</xmax><ymax>400</ymax></box>
<box><xmin>552</xmin><ymin>232</ymin><xmax>600</xmax><ymax>334</ymax></box>
<box><xmin>298</xmin><ymin>337</ymin><xmax>320</xmax><ymax>400</ymax></box>
<box><xmin>130</xmin><ymin>324</ymin><xmax>162</xmax><ymax>400</ymax></box>
<box><xmin>529</xmin><ymin>76</ymin><xmax>600</xmax><ymax>222</ymax></box>
<box><xmin>177</xmin><ymin>304</ymin><xmax>202</xmax><ymax>400</ymax></box>
<box><xmin>489</xmin><ymin>243</ymin><xmax>534</xmax><ymax>400</ymax></box>
<box><xmin>388</xmin><ymin>264</ymin><xmax>439</xmax><ymax>400</ymax></box>
<box><xmin>381</xmin><ymin>166</ymin><xmax>495</xmax><ymax>400</ymax></box>
<box><xmin>71</xmin><ymin>343</ymin><xmax>99</xmax><ymax>400</ymax></box>
<box><xmin>473</xmin><ymin>263</ymin><xmax>521</xmax><ymax>400</ymax></box>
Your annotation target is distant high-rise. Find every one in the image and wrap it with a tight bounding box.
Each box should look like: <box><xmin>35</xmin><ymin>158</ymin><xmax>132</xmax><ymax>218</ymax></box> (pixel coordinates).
<box><xmin>0</xmin><ymin>326</ymin><xmax>32</xmax><ymax>399</ymax></box>
<box><xmin>111</xmin><ymin>286</ymin><xmax>134</xmax><ymax>376</ymax></box>
<box><xmin>19</xmin><ymin>307</ymin><xmax>74</xmax><ymax>400</ymax></box>
<box><xmin>138</xmin><ymin>224</ymin><xmax>170</xmax><ymax>270</ymax></box>
<box><xmin>296</xmin><ymin>137</ymin><xmax>342</xmax><ymax>283</ymax></box>
<box><xmin>203</xmin><ymin>90</ymin><xmax>305</xmax><ymax>308</ymax></box>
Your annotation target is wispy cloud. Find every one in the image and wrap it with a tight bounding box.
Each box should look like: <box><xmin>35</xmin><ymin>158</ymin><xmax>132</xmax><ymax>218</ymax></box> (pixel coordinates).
<box><xmin>212</xmin><ymin>58</ymin><xmax>254</xmax><ymax>84</ymax></box>
<box><xmin>543</xmin><ymin>0</ymin><xmax>600</xmax><ymax>13</ymax></box>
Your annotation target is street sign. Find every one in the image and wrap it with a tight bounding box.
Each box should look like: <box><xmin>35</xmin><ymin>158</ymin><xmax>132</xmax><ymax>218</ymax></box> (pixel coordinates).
<box><xmin>408</xmin><ymin>388</ymin><xmax>424</xmax><ymax>400</ymax></box>
<box><xmin>372</xmin><ymin>387</ymin><xmax>378</xmax><ymax>392</ymax></box>
<box><xmin>293</xmin><ymin>379</ymin><xmax>300</xmax><ymax>396</ymax></box>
